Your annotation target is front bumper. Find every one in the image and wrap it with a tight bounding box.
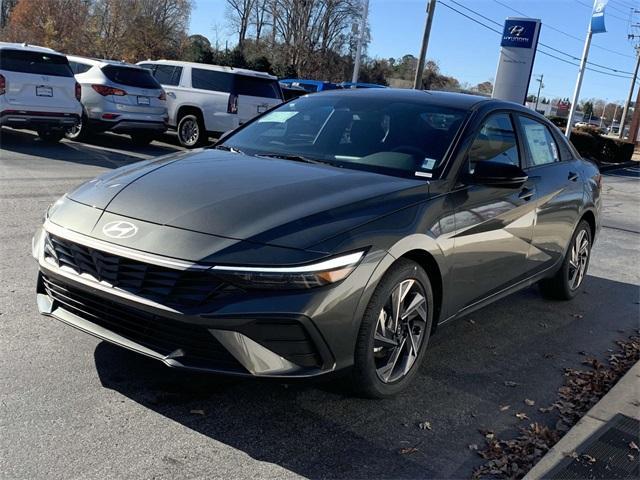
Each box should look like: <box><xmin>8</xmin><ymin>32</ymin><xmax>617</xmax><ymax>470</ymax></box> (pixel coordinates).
<box><xmin>32</xmin><ymin>227</ymin><xmax>347</xmax><ymax>378</ymax></box>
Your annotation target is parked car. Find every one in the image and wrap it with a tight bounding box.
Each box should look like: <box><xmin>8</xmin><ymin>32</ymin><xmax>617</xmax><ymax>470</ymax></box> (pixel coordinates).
<box><xmin>337</xmin><ymin>81</ymin><xmax>387</xmax><ymax>89</ymax></box>
<box><xmin>138</xmin><ymin>60</ymin><xmax>283</xmax><ymax>147</ymax></box>
<box><xmin>33</xmin><ymin>89</ymin><xmax>601</xmax><ymax>397</ymax></box>
<box><xmin>66</xmin><ymin>56</ymin><xmax>167</xmax><ymax>146</ymax></box>
<box><xmin>279</xmin><ymin>78</ymin><xmax>338</xmax><ymax>93</ymax></box>
<box><xmin>280</xmin><ymin>82</ymin><xmax>307</xmax><ymax>101</ymax></box>
<box><xmin>0</xmin><ymin>42</ymin><xmax>81</xmax><ymax>142</ymax></box>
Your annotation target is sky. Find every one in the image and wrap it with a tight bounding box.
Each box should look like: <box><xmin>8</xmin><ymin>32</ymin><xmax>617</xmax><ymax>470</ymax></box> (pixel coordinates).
<box><xmin>189</xmin><ymin>0</ymin><xmax>640</xmax><ymax>105</ymax></box>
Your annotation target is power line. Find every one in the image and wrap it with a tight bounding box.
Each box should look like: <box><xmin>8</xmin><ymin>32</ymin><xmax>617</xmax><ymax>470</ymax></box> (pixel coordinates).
<box><xmin>447</xmin><ymin>0</ymin><xmax>635</xmax><ymax>75</ymax></box>
<box><xmin>438</xmin><ymin>1</ymin><xmax>634</xmax><ymax>79</ymax></box>
<box><xmin>574</xmin><ymin>0</ymin><xmax>631</xmax><ymax>22</ymax></box>
<box><xmin>492</xmin><ymin>0</ymin><xmax>635</xmax><ymax>59</ymax></box>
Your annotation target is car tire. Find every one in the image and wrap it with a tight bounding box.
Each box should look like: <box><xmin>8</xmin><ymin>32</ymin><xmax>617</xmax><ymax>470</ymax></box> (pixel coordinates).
<box><xmin>351</xmin><ymin>259</ymin><xmax>434</xmax><ymax>398</ymax></box>
<box><xmin>130</xmin><ymin>133</ymin><xmax>155</xmax><ymax>146</ymax></box>
<box><xmin>37</xmin><ymin>129</ymin><xmax>65</xmax><ymax>143</ymax></box>
<box><xmin>539</xmin><ymin>220</ymin><xmax>592</xmax><ymax>300</ymax></box>
<box><xmin>65</xmin><ymin>113</ymin><xmax>90</xmax><ymax>141</ymax></box>
<box><xmin>177</xmin><ymin>113</ymin><xmax>206</xmax><ymax>148</ymax></box>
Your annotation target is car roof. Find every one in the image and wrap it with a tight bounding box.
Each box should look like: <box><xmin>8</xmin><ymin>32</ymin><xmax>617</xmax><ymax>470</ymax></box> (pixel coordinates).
<box><xmin>0</xmin><ymin>42</ymin><xmax>63</xmax><ymax>55</ymax></box>
<box><xmin>66</xmin><ymin>55</ymin><xmax>143</xmax><ymax>69</ymax></box>
<box><xmin>281</xmin><ymin>79</ymin><xmax>333</xmax><ymax>85</ymax></box>
<box><xmin>310</xmin><ymin>88</ymin><xmax>507</xmax><ymax>110</ymax></box>
<box><xmin>137</xmin><ymin>59</ymin><xmax>277</xmax><ymax>80</ymax></box>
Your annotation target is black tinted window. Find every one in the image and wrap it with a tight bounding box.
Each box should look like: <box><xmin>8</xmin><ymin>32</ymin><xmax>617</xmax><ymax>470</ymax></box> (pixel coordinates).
<box><xmin>192</xmin><ymin>68</ymin><xmax>233</xmax><ymax>92</ymax></box>
<box><xmin>101</xmin><ymin>65</ymin><xmax>160</xmax><ymax>89</ymax></box>
<box><xmin>69</xmin><ymin>61</ymin><xmax>91</xmax><ymax>75</ymax></box>
<box><xmin>152</xmin><ymin>65</ymin><xmax>182</xmax><ymax>86</ymax></box>
<box><xmin>468</xmin><ymin>113</ymin><xmax>520</xmax><ymax>172</ymax></box>
<box><xmin>0</xmin><ymin>49</ymin><xmax>73</xmax><ymax>77</ymax></box>
<box><xmin>236</xmin><ymin>75</ymin><xmax>282</xmax><ymax>99</ymax></box>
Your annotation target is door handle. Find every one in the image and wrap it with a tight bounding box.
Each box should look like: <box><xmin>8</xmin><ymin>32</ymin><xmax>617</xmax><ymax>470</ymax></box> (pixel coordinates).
<box><xmin>568</xmin><ymin>171</ymin><xmax>579</xmax><ymax>182</ymax></box>
<box><xmin>519</xmin><ymin>187</ymin><xmax>534</xmax><ymax>201</ymax></box>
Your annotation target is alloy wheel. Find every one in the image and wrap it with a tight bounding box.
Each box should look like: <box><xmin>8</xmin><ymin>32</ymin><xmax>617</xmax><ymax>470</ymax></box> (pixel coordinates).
<box><xmin>373</xmin><ymin>279</ymin><xmax>428</xmax><ymax>383</ymax></box>
<box><xmin>179</xmin><ymin>118</ymin><xmax>199</xmax><ymax>146</ymax></box>
<box><xmin>66</xmin><ymin>118</ymin><xmax>82</xmax><ymax>139</ymax></box>
<box><xmin>568</xmin><ymin>229</ymin><xmax>589</xmax><ymax>290</ymax></box>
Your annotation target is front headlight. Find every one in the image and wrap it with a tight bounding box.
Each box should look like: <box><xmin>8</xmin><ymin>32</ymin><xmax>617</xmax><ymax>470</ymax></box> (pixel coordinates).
<box><xmin>211</xmin><ymin>251</ymin><xmax>365</xmax><ymax>290</ymax></box>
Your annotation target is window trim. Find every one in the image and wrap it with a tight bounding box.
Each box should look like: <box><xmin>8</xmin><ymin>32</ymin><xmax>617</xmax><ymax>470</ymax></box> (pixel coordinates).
<box><xmin>515</xmin><ymin>113</ymin><xmax>563</xmax><ymax>170</ymax></box>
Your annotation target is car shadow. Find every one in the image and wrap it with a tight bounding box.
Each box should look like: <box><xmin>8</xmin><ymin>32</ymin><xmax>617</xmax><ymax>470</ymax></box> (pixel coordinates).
<box><xmin>0</xmin><ymin>128</ymin><xmax>181</xmax><ymax>168</ymax></box>
<box><xmin>93</xmin><ymin>274</ymin><xmax>640</xmax><ymax>478</ymax></box>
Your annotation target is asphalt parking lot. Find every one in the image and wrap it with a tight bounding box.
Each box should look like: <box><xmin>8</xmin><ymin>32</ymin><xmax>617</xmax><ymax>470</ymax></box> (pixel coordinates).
<box><xmin>1</xmin><ymin>128</ymin><xmax>639</xmax><ymax>479</ymax></box>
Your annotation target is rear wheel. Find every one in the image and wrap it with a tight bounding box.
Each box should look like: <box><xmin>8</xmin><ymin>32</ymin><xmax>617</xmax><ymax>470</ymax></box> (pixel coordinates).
<box><xmin>65</xmin><ymin>114</ymin><xmax>90</xmax><ymax>141</ymax></box>
<box><xmin>129</xmin><ymin>133</ymin><xmax>155</xmax><ymax>146</ymax></box>
<box><xmin>37</xmin><ymin>129</ymin><xmax>65</xmax><ymax>143</ymax></box>
<box><xmin>177</xmin><ymin>113</ymin><xmax>206</xmax><ymax>148</ymax></box>
<box><xmin>352</xmin><ymin>259</ymin><xmax>434</xmax><ymax>398</ymax></box>
<box><xmin>539</xmin><ymin>220</ymin><xmax>592</xmax><ymax>300</ymax></box>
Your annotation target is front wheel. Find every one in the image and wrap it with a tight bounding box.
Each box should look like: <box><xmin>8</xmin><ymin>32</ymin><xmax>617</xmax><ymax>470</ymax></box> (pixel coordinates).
<box><xmin>539</xmin><ymin>220</ymin><xmax>592</xmax><ymax>300</ymax></box>
<box><xmin>352</xmin><ymin>259</ymin><xmax>434</xmax><ymax>398</ymax></box>
<box><xmin>37</xmin><ymin>129</ymin><xmax>65</xmax><ymax>143</ymax></box>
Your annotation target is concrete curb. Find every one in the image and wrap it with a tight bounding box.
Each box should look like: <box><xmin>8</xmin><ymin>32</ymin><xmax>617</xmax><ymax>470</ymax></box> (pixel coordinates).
<box><xmin>524</xmin><ymin>360</ymin><xmax>640</xmax><ymax>479</ymax></box>
<box><xmin>599</xmin><ymin>161</ymin><xmax>638</xmax><ymax>172</ymax></box>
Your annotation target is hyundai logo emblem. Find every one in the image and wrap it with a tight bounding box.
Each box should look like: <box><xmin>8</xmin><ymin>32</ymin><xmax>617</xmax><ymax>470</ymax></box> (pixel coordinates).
<box><xmin>509</xmin><ymin>25</ymin><xmax>525</xmax><ymax>37</ymax></box>
<box><xmin>102</xmin><ymin>221</ymin><xmax>138</xmax><ymax>239</ymax></box>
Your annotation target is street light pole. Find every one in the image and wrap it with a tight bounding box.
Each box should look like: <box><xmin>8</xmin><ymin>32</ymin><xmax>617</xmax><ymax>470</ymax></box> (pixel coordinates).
<box><xmin>351</xmin><ymin>0</ymin><xmax>369</xmax><ymax>85</ymax></box>
<box><xmin>534</xmin><ymin>74</ymin><xmax>544</xmax><ymax>111</ymax></box>
<box><xmin>619</xmin><ymin>45</ymin><xmax>640</xmax><ymax>139</ymax></box>
<box><xmin>413</xmin><ymin>0</ymin><xmax>437</xmax><ymax>89</ymax></box>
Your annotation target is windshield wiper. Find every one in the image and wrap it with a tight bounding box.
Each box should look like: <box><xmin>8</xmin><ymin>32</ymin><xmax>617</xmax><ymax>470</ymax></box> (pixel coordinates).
<box><xmin>213</xmin><ymin>144</ymin><xmax>243</xmax><ymax>154</ymax></box>
<box><xmin>255</xmin><ymin>153</ymin><xmax>325</xmax><ymax>165</ymax></box>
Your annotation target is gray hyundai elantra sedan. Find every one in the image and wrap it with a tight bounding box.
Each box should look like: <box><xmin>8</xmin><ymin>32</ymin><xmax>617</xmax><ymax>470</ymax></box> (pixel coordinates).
<box><xmin>33</xmin><ymin>89</ymin><xmax>601</xmax><ymax>397</ymax></box>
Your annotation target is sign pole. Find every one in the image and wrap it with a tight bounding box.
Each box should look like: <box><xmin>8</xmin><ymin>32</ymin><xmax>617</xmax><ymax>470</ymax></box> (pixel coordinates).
<box><xmin>565</xmin><ymin>29</ymin><xmax>593</xmax><ymax>139</ymax></box>
<box><xmin>351</xmin><ymin>0</ymin><xmax>370</xmax><ymax>84</ymax></box>
<box><xmin>619</xmin><ymin>46</ymin><xmax>640</xmax><ymax>139</ymax></box>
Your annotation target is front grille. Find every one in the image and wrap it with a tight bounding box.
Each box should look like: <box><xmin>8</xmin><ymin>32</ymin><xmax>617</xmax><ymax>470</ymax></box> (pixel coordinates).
<box><xmin>41</xmin><ymin>273</ymin><xmax>245</xmax><ymax>371</ymax></box>
<box><xmin>46</xmin><ymin>234</ymin><xmax>239</xmax><ymax>310</ymax></box>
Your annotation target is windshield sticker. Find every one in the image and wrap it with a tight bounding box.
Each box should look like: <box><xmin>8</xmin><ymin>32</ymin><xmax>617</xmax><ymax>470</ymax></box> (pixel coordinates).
<box><xmin>257</xmin><ymin>111</ymin><xmax>298</xmax><ymax>123</ymax></box>
<box><xmin>421</xmin><ymin>158</ymin><xmax>437</xmax><ymax>170</ymax></box>
<box><xmin>415</xmin><ymin>171</ymin><xmax>432</xmax><ymax>178</ymax></box>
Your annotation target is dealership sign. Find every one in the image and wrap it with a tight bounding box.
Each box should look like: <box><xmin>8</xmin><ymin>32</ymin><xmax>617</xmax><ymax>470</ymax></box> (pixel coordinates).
<box><xmin>492</xmin><ymin>17</ymin><xmax>541</xmax><ymax>105</ymax></box>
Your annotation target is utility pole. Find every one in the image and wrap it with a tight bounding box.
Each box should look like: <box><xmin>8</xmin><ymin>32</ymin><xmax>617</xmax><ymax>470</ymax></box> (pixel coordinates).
<box><xmin>629</xmin><ymin>80</ymin><xmax>640</xmax><ymax>142</ymax></box>
<box><xmin>351</xmin><ymin>0</ymin><xmax>370</xmax><ymax>85</ymax></box>
<box><xmin>534</xmin><ymin>74</ymin><xmax>544</xmax><ymax>111</ymax></box>
<box><xmin>619</xmin><ymin>45</ymin><xmax>640</xmax><ymax>139</ymax></box>
<box><xmin>413</xmin><ymin>0</ymin><xmax>437</xmax><ymax>89</ymax></box>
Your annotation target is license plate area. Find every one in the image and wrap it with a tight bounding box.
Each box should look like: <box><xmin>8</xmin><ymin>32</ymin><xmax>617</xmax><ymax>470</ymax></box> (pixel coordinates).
<box><xmin>137</xmin><ymin>96</ymin><xmax>150</xmax><ymax>105</ymax></box>
<box><xmin>36</xmin><ymin>86</ymin><xmax>53</xmax><ymax>97</ymax></box>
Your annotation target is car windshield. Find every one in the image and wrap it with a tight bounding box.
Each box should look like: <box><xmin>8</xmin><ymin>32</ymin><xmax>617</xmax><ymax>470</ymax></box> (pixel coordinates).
<box><xmin>220</xmin><ymin>94</ymin><xmax>467</xmax><ymax>178</ymax></box>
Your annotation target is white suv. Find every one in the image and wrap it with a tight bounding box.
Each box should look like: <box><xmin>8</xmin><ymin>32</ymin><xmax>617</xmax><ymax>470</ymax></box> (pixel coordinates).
<box><xmin>137</xmin><ymin>60</ymin><xmax>283</xmax><ymax>147</ymax></box>
<box><xmin>0</xmin><ymin>42</ymin><xmax>81</xmax><ymax>142</ymax></box>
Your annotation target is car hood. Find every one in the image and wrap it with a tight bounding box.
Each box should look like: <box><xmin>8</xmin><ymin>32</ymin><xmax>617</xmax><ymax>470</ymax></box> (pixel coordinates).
<box><xmin>67</xmin><ymin>149</ymin><xmax>429</xmax><ymax>251</ymax></box>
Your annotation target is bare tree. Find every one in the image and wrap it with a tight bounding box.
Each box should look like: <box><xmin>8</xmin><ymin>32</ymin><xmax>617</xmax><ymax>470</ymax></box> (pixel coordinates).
<box><xmin>226</xmin><ymin>0</ymin><xmax>255</xmax><ymax>49</ymax></box>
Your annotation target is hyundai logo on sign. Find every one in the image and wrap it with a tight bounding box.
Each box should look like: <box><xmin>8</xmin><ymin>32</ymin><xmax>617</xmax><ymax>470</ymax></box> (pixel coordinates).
<box><xmin>501</xmin><ymin>20</ymin><xmax>537</xmax><ymax>48</ymax></box>
<box><xmin>102</xmin><ymin>221</ymin><xmax>138</xmax><ymax>239</ymax></box>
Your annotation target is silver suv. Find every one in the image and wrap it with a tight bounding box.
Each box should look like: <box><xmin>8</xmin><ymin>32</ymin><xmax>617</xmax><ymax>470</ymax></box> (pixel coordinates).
<box><xmin>66</xmin><ymin>56</ymin><xmax>167</xmax><ymax>145</ymax></box>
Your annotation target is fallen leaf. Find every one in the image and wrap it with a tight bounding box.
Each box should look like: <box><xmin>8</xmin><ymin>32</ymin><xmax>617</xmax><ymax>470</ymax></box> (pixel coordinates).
<box><xmin>538</xmin><ymin>322</ymin><xmax>548</xmax><ymax>328</ymax></box>
<box><xmin>467</xmin><ymin>318</ymin><xmax>476</xmax><ymax>324</ymax></box>
<box><xmin>418</xmin><ymin>421</ymin><xmax>432</xmax><ymax>430</ymax></box>
<box><xmin>399</xmin><ymin>447</ymin><xmax>418</xmax><ymax>455</ymax></box>
<box><xmin>629</xmin><ymin>454</ymin><xmax>636</xmax><ymax>461</ymax></box>
<box><xmin>485</xmin><ymin>432</ymin><xmax>495</xmax><ymax>440</ymax></box>
<box><xmin>582</xmin><ymin>454</ymin><xmax>596</xmax><ymax>464</ymax></box>
<box><xmin>190</xmin><ymin>409</ymin><xmax>205</xmax><ymax>415</ymax></box>
<box><xmin>500</xmin><ymin>405</ymin><xmax>510</xmax><ymax>411</ymax></box>
<box><xmin>468</xmin><ymin>444</ymin><xmax>478</xmax><ymax>451</ymax></box>
<box><xmin>504</xmin><ymin>381</ymin><xmax>518</xmax><ymax>387</ymax></box>
<box><xmin>571</xmin><ymin>313</ymin><xmax>584</xmax><ymax>319</ymax></box>
<box><xmin>515</xmin><ymin>412</ymin><xmax>529</xmax><ymax>420</ymax></box>
<box><xmin>630</xmin><ymin>441</ymin><xmax>639</xmax><ymax>452</ymax></box>
<box><xmin>564</xmin><ymin>450</ymin><xmax>578</xmax><ymax>459</ymax></box>
<box><xmin>524</xmin><ymin>399</ymin><xmax>535</xmax><ymax>406</ymax></box>
<box><xmin>543</xmin><ymin>353</ymin><xmax>554</xmax><ymax>359</ymax></box>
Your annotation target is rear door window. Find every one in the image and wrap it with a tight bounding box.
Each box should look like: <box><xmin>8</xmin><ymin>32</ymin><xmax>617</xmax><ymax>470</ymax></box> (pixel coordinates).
<box><xmin>152</xmin><ymin>65</ymin><xmax>182</xmax><ymax>86</ymax></box>
<box><xmin>236</xmin><ymin>75</ymin><xmax>282</xmax><ymax>99</ymax></box>
<box><xmin>0</xmin><ymin>49</ymin><xmax>73</xmax><ymax>77</ymax></box>
<box><xmin>101</xmin><ymin>65</ymin><xmax>161</xmax><ymax>89</ymax></box>
<box><xmin>518</xmin><ymin>116</ymin><xmax>560</xmax><ymax>167</ymax></box>
<box><xmin>191</xmin><ymin>68</ymin><xmax>233</xmax><ymax>92</ymax></box>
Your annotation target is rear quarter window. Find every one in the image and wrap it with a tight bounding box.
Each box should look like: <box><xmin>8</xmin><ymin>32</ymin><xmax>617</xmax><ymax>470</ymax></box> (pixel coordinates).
<box><xmin>236</xmin><ymin>75</ymin><xmax>282</xmax><ymax>99</ymax></box>
<box><xmin>192</xmin><ymin>68</ymin><xmax>233</xmax><ymax>92</ymax></box>
<box><xmin>101</xmin><ymin>65</ymin><xmax>161</xmax><ymax>89</ymax></box>
<box><xmin>0</xmin><ymin>49</ymin><xmax>73</xmax><ymax>77</ymax></box>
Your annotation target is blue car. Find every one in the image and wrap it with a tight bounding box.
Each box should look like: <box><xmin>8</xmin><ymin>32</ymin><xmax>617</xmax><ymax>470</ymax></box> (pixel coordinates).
<box><xmin>337</xmin><ymin>82</ymin><xmax>386</xmax><ymax>89</ymax></box>
<box><xmin>280</xmin><ymin>79</ymin><xmax>338</xmax><ymax>93</ymax></box>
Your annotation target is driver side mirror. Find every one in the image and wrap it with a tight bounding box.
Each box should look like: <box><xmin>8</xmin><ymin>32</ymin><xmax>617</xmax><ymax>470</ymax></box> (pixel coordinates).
<box><xmin>465</xmin><ymin>160</ymin><xmax>528</xmax><ymax>188</ymax></box>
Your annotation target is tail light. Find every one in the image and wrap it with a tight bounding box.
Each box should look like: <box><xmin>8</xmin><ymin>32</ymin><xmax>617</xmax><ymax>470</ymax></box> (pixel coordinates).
<box><xmin>158</xmin><ymin>90</ymin><xmax>166</xmax><ymax>101</ymax></box>
<box><xmin>74</xmin><ymin>82</ymin><xmax>81</xmax><ymax>101</ymax></box>
<box><xmin>91</xmin><ymin>84</ymin><xmax>126</xmax><ymax>96</ymax></box>
<box><xmin>0</xmin><ymin>74</ymin><xmax>5</xmax><ymax>95</ymax></box>
<box><xmin>227</xmin><ymin>93</ymin><xmax>238</xmax><ymax>114</ymax></box>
